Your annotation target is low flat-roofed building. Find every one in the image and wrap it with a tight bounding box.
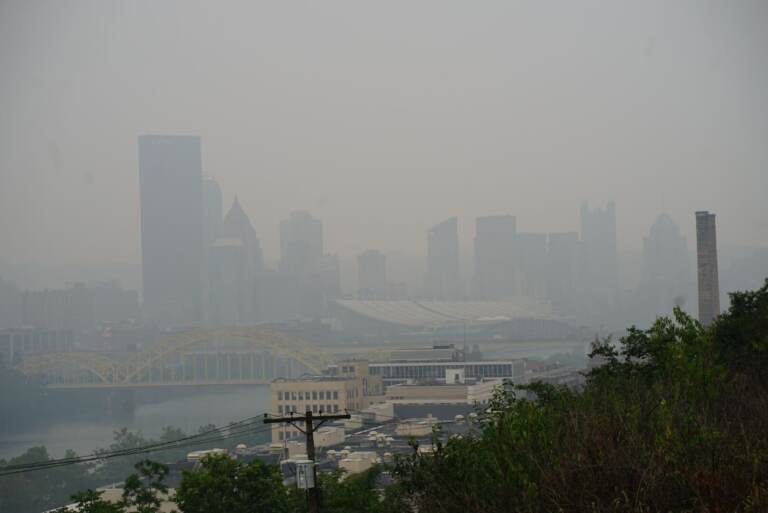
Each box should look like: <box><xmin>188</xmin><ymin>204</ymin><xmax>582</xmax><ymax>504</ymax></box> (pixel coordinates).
<box><xmin>386</xmin><ymin>377</ymin><xmax>502</xmax><ymax>406</ymax></box>
<box><xmin>368</xmin><ymin>358</ymin><xmax>525</xmax><ymax>386</ymax></box>
<box><xmin>270</xmin><ymin>360</ymin><xmax>383</xmax><ymax>443</ymax></box>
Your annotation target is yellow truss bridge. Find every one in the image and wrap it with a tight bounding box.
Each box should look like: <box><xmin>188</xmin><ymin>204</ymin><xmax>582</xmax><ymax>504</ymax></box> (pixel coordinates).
<box><xmin>16</xmin><ymin>327</ymin><xmax>334</xmax><ymax>389</ymax></box>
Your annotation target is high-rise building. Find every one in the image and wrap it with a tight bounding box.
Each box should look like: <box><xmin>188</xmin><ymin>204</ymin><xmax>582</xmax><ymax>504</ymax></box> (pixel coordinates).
<box><xmin>641</xmin><ymin>214</ymin><xmax>691</xmax><ymax>318</ymax></box>
<box><xmin>357</xmin><ymin>250</ymin><xmax>387</xmax><ymax>300</ymax></box>
<box><xmin>473</xmin><ymin>216</ymin><xmax>516</xmax><ymax>299</ymax></box>
<box><xmin>138</xmin><ymin>135</ymin><xmax>204</xmax><ymax>326</ymax></box>
<box><xmin>516</xmin><ymin>232</ymin><xmax>548</xmax><ymax>299</ymax></box>
<box><xmin>425</xmin><ymin>217</ymin><xmax>461</xmax><ymax>300</ymax></box>
<box><xmin>546</xmin><ymin>232</ymin><xmax>579</xmax><ymax>307</ymax></box>
<box><xmin>579</xmin><ymin>202</ymin><xmax>618</xmax><ymax>316</ymax></box>
<box><xmin>208</xmin><ymin>197</ymin><xmax>264</xmax><ymax>325</ymax></box>
<box><xmin>202</xmin><ymin>177</ymin><xmax>223</xmax><ymax>249</ymax></box>
<box><xmin>280</xmin><ymin>211</ymin><xmax>323</xmax><ymax>276</ymax></box>
<box><xmin>695</xmin><ymin>211</ymin><xmax>720</xmax><ymax>325</ymax></box>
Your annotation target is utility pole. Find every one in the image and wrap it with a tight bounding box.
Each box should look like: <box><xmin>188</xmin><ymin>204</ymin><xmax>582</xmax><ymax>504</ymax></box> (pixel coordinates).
<box><xmin>264</xmin><ymin>410</ymin><xmax>350</xmax><ymax>513</ymax></box>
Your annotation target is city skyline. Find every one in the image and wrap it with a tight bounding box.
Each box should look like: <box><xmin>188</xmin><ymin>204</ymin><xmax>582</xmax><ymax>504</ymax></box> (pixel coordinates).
<box><xmin>2</xmin><ymin>2</ymin><xmax>767</xmax><ymax>273</ymax></box>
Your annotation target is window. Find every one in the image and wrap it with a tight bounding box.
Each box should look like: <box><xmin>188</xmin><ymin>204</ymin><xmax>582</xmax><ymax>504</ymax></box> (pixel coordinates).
<box><xmin>334</xmin><ymin>404</ymin><xmax>339</xmax><ymax>412</ymax></box>
<box><xmin>333</xmin><ymin>391</ymin><xmax>339</xmax><ymax>400</ymax></box>
<box><xmin>312</xmin><ymin>404</ymin><xmax>318</xmax><ymax>413</ymax></box>
<box><xmin>278</xmin><ymin>405</ymin><xmax>283</xmax><ymax>414</ymax></box>
<box><xmin>279</xmin><ymin>432</ymin><xmax>283</xmax><ymax>440</ymax></box>
<box><xmin>312</xmin><ymin>391</ymin><xmax>317</xmax><ymax>400</ymax></box>
<box><xmin>278</xmin><ymin>391</ymin><xmax>283</xmax><ymax>400</ymax></box>
<box><xmin>319</xmin><ymin>391</ymin><xmax>325</xmax><ymax>400</ymax></box>
<box><xmin>298</xmin><ymin>391</ymin><xmax>303</xmax><ymax>401</ymax></box>
<box><xmin>291</xmin><ymin>392</ymin><xmax>297</xmax><ymax>401</ymax></box>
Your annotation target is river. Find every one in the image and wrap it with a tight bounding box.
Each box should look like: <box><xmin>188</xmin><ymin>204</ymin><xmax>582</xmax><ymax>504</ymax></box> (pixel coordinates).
<box><xmin>0</xmin><ymin>385</ymin><xmax>271</xmax><ymax>460</ymax></box>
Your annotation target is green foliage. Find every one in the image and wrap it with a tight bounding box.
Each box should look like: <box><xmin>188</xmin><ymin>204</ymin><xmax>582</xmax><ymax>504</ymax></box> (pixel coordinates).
<box><xmin>120</xmin><ymin>459</ymin><xmax>169</xmax><ymax>513</ymax></box>
<box><xmin>391</xmin><ymin>282</ymin><xmax>768</xmax><ymax>512</ymax></box>
<box><xmin>175</xmin><ymin>454</ymin><xmax>293</xmax><ymax>513</ymax></box>
<box><xmin>315</xmin><ymin>467</ymin><xmax>386</xmax><ymax>513</ymax></box>
<box><xmin>53</xmin><ymin>490</ymin><xmax>124</xmax><ymax>513</ymax></box>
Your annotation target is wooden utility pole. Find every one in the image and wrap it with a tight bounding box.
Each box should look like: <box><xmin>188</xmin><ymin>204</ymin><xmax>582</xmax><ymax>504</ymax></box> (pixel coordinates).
<box><xmin>264</xmin><ymin>410</ymin><xmax>350</xmax><ymax>513</ymax></box>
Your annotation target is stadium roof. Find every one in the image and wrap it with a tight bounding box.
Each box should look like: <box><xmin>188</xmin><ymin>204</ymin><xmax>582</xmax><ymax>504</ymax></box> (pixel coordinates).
<box><xmin>333</xmin><ymin>299</ymin><xmax>556</xmax><ymax>328</ymax></box>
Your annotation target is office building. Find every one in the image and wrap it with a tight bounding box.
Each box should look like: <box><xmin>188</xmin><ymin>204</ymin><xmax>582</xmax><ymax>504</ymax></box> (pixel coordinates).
<box><xmin>425</xmin><ymin>217</ymin><xmax>462</xmax><ymax>300</ymax></box>
<box><xmin>579</xmin><ymin>202</ymin><xmax>618</xmax><ymax>314</ymax></box>
<box><xmin>357</xmin><ymin>250</ymin><xmax>387</xmax><ymax>299</ymax></box>
<box><xmin>641</xmin><ymin>214</ymin><xmax>691</xmax><ymax>318</ymax></box>
<box><xmin>208</xmin><ymin>197</ymin><xmax>264</xmax><ymax>325</ymax></box>
<box><xmin>695</xmin><ymin>211</ymin><xmax>720</xmax><ymax>325</ymax></box>
<box><xmin>138</xmin><ymin>135</ymin><xmax>204</xmax><ymax>326</ymax></box>
<box><xmin>279</xmin><ymin>210</ymin><xmax>323</xmax><ymax>276</ymax></box>
<box><xmin>202</xmin><ymin>177</ymin><xmax>223</xmax><ymax>249</ymax></box>
<box><xmin>546</xmin><ymin>232</ymin><xmax>579</xmax><ymax>307</ymax></box>
<box><xmin>473</xmin><ymin>215</ymin><xmax>516</xmax><ymax>299</ymax></box>
<box><xmin>516</xmin><ymin>232</ymin><xmax>548</xmax><ymax>299</ymax></box>
<box><xmin>0</xmin><ymin>328</ymin><xmax>74</xmax><ymax>367</ymax></box>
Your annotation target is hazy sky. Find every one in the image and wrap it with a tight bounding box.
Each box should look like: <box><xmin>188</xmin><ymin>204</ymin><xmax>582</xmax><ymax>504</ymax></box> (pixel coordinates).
<box><xmin>1</xmin><ymin>1</ymin><xmax>766</xmax><ymax>279</ymax></box>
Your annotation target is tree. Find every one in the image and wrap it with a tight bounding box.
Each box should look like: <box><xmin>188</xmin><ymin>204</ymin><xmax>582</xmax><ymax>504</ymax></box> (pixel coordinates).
<box><xmin>175</xmin><ymin>454</ymin><xmax>293</xmax><ymax>513</ymax></box>
<box><xmin>120</xmin><ymin>460</ymin><xmax>169</xmax><ymax>513</ymax></box>
<box><xmin>54</xmin><ymin>490</ymin><xmax>124</xmax><ymax>513</ymax></box>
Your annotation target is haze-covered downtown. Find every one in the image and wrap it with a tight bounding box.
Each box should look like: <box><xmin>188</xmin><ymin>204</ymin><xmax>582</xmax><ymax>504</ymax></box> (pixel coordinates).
<box><xmin>0</xmin><ymin>2</ymin><xmax>767</xmax><ymax>513</ymax></box>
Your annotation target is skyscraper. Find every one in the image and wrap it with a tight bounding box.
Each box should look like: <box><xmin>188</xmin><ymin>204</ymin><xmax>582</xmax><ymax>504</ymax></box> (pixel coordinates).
<box><xmin>279</xmin><ymin>210</ymin><xmax>323</xmax><ymax>276</ymax></box>
<box><xmin>208</xmin><ymin>197</ymin><xmax>264</xmax><ymax>325</ymax></box>
<box><xmin>641</xmin><ymin>213</ymin><xmax>691</xmax><ymax>317</ymax></box>
<box><xmin>358</xmin><ymin>250</ymin><xmax>387</xmax><ymax>299</ymax></box>
<box><xmin>695</xmin><ymin>211</ymin><xmax>720</xmax><ymax>325</ymax></box>
<box><xmin>546</xmin><ymin>231</ymin><xmax>579</xmax><ymax>307</ymax></box>
<box><xmin>202</xmin><ymin>177</ymin><xmax>223</xmax><ymax>249</ymax></box>
<box><xmin>425</xmin><ymin>217</ymin><xmax>461</xmax><ymax>300</ymax></box>
<box><xmin>516</xmin><ymin>232</ymin><xmax>548</xmax><ymax>299</ymax></box>
<box><xmin>473</xmin><ymin>215</ymin><xmax>516</xmax><ymax>299</ymax></box>
<box><xmin>138</xmin><ymin>135</ymin><xmax>203</xmax><ymax>326</ymax></box>
<box><xmin>579</xmin><ymin>202</ymin><xmax>618</xmax><ymax>316</ymax></box>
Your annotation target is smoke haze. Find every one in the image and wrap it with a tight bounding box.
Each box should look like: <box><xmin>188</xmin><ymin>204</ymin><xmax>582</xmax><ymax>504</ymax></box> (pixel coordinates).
<box><xmin>1</xmin><ymin>0</ymin><xmax>767</xmax><ymax>289</ymax></box>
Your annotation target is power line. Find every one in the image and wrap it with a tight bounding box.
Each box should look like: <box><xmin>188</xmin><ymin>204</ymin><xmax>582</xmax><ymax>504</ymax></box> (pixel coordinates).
<box><xmin>0</xmin><ymin>413</ymin><xmax>272</xmax><ymax>477</ymax></box>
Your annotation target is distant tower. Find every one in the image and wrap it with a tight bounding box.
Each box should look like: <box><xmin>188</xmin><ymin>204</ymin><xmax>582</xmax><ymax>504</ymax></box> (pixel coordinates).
<box><xmin>425</xmin><ymin>217</ymin><xmax>461</xmax><ymax>300</ymax></box>
<box><xmin>579</xmin><ymin>201</ymin><xmax>618</xmax><ymax>314</ymax></box>
<box><xmin>473</xmin><ymin>216</ymin><xmax>516</xmax><ymax>299</ymax></box>
<box><xmin>208</xmin><ymin>197</ymin><xmax>264</xmax><ymax>325</ymax></box>
<box><xmin>138</xmin><ymin>135</ymin><xmax>203</xmax><ymax>326</ymax></box>
<box><xmin>695</xmin><ymin>211</ymin><xmax>720</xmax><ymax>325</ymax></box>
<box><xmin>279</xmin><ymin>210</ymin><xmax>324</xmax><ymax>276</ymax></box>
<box><xmin>357</xmin><ymin>250</ymin><xmax>387</xmax><ymax>299</ymax></box>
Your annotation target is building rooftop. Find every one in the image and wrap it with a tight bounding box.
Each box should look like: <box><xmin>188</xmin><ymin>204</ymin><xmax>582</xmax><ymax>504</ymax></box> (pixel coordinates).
<box><xmin>333</xmin><ymin>299</ymin><xmax>556</xmax><ymax>327</ymax></box>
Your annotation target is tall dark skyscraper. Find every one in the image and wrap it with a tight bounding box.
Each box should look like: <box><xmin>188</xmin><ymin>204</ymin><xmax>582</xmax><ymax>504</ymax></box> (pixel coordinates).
<box><xmin>695</xmin><ymin>211</ymin><xmax>720</xmax><ymax>325</ymax></box>
<box><xmin>425</xmin><ymin>217</ymin><xmax>462</xmax><ymax>300</ymax></box>
<box><xmin>473</xmin><ymin>215</ymin><xmax>516</xmax><ymax>299</ymax></box>
<box><xmin>138</xmin><ymin>135</ymin><xmax>203</xmax><ymax>326</ymax></box>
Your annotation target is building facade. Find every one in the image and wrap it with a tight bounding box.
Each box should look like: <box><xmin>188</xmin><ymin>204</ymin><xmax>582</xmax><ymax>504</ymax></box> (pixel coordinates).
<box><xmin>138</xmin><ymin>135</ymin><xmax>204</xmax><ymax>326</ymax></box>
<box><xmin>269</xmin><ymin>360</ymin><xmax>383</xmax><ymax>442</ymax></box>
<box><xmin>695</xmin><ymin>211</ymin><xmax>720</xmax><ymax>325</ymax></box>
<box><xmin>357</xmin><ymin>250</ymin><xmax>387</xmax><ymax>300</ymax></box>
<box><xmin>425</xmin><ymin>217</ymin><xmax>462</xmax><ymax>300</ymax></box>
<box><xmin>473</xmin><ymin>215</ymin><xmax>517</xmax><ymax>299</ymax></box>
<box><xmin>579</xmin><ymin>202</ymin><xmax>618</xmax><ymax>318</ymax></box>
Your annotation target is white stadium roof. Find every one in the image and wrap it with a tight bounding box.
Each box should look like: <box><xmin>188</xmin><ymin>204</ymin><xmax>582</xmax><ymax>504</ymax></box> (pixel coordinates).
<box><xmin>333</xmin><ymin>299</ymin><xmax>556</xmax><ymax>328</ymax></box>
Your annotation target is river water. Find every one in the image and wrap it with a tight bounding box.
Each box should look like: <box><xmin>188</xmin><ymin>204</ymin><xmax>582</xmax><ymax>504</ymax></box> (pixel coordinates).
<box><xmin>0</xmin><ymin>386</ymin><xmax>271</xmax><ymax>460</ymax></box>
